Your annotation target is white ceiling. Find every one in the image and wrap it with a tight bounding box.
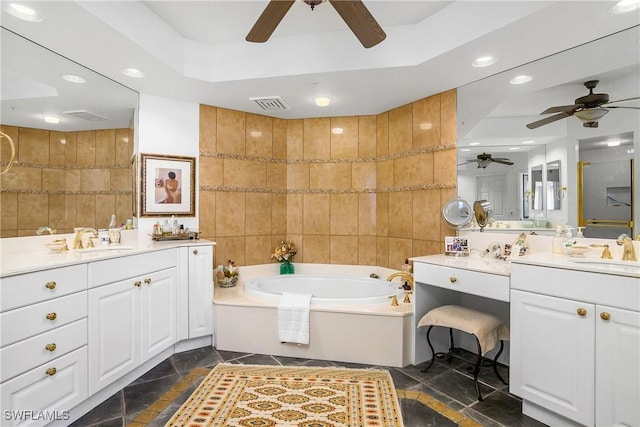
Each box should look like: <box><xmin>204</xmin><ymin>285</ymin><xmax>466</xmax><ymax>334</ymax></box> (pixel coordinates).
<box><xmin>1</xmin><ymin>0</ymin><xmax>639</xmax><ymax>129</ymax></box>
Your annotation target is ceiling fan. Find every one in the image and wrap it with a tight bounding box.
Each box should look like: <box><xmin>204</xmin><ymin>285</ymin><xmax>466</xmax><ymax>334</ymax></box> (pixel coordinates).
<box><xmin>246</xmin><ymin>0</ymin><xmax>386</xmax><ymax>48</ymax></box>
<box><xmin>459</xmin><ymin>153</ymin><xmax>514</xmax><ymax>169</ymax></box>
<box><xmin>527</xmin><ymin>80</ymin><xmax>640</xmax><ymax>129</ymax></box>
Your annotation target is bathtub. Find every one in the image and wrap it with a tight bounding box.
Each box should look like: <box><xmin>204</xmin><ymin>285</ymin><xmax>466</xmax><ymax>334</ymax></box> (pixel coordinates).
<box><xmin>214</xmin><ymin>264</ymin><xmax>414</xmax><ymax>367</ymax></box>
<box><xmin>244</xmin><ymin>274</ymin><xmax>404</xmax><ymax>306</ymax></box>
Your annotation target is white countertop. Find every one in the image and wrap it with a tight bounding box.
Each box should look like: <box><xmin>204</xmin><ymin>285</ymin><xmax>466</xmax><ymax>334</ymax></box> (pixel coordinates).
<box><xmin>0</xmin><ymin>232</ymin><xmax>215</xmax><ymax>277</ymax></box>
<box><xmin>510</xmin><ymin>252</ymin><xmax>640</xmax><ymax>278</ymax></box>
<box><xmin>410</xmin><ymin>254</ymin><xmax>511</xmax><ymax>276</ymax></box>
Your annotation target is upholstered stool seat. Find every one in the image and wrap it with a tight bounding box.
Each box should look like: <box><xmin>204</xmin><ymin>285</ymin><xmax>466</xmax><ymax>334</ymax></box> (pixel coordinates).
<box><xmin>417</xmin><ymin>305</ymin><xmax>510</xmax><ymax>401</ymax></box>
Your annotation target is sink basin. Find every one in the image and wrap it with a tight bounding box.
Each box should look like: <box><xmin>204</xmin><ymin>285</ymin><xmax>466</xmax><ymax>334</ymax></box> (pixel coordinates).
<box><xmin>76</xmin><ymin>246</ymin><xmax>135</xmax><ymax>253</ymax></box>
<box><xmin>568</xmin><ymin>258</ymin><xmax>640</xmax><ymax>276</ymax></box>
<box><xmin>569</xmin><ymin>258</ymin><xmax>639</xmax><ymax>267</ymax></box>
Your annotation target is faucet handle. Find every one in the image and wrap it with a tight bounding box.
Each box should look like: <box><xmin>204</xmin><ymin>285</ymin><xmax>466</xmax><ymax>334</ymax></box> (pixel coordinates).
<box><xmin>389</xmin><ymin>295</ymin><xmax>399</xmax><ymax>306</ymax></box>
<box><xmin>403</xmin><ymin>291</ymin><xmax>413</xmax><ymax>304</ymax></box>
<box><xmin>590</xmin><ymin>244</ymin><xmax>613</xmax><ymax>259</ymax></box>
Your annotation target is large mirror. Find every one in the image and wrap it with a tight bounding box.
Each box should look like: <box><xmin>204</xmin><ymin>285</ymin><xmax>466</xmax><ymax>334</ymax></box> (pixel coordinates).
<box><xmin>457</xmin><ymin>26</ymin><xmax>639</xmax><ymax>236</ymax></box>
<box><xmin>1</xmin><ymin>27</ymin><xmax>138</xmax><ymax>237</ymax></box>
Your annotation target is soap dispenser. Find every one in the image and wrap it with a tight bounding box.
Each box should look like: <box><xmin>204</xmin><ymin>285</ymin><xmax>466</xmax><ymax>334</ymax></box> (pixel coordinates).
<box><xmin>552</xmin><ymin>226</ymin><xmax>565</xmax><ymax>254</ymax></box>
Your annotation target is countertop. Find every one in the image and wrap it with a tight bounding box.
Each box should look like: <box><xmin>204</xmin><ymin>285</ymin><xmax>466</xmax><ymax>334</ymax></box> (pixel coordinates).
<box><xmin>410</xmin><ymin>254</ymin><xmax>511</xmax><ymax>276</ymax></box>
<box><xmin>0</xmin><ymin>232</ymin><xmax>215</xmax><ymax>277</ymax></box>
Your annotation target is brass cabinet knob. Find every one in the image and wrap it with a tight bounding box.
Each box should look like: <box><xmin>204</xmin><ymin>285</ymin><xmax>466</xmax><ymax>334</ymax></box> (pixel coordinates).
<box><xmin>144</xmin><ymin>278</ymin><xmax>152</xmax><ymax>285</ymax></box>
<box><xmin>45</xmin><ymin>367</ymin><xmax>57</xmax><ymax>376</ymax></box>
<box><xmin>46</xmin><ymin>312</ymin><xmax>57</xmax><ymax>321</ymax></box>
<box><xmin>600</xmin><ymin>312</ymin><xmax>611</xmax><ymax>321</ymax></box>
<box><xmin>449</xmin><ymin>276</ymin><xmax>457</xmax><ymax>283</ymax></box>
<box><xmin>193</xmin><ymin>249</ymin><xmax>198</xmax><ymax>255</ymax></box>
<box><xmin>577</xmin><ymin>308</ymin><xmax>587</xmax><ymax>317</ymax></box>
<box><xmin>134</xmin><ymin>280</ymin><xmax>142</xmax><ymax>287</ymax></box>
<box><xmin>45</xmin><ymin>281</ymin><xmax>57</xmax><ymax>290</ymax></box>
<box><xmin>45</xmin><ymin>343</ymin><xmax>57</xmax><ymax>352</ymax></box>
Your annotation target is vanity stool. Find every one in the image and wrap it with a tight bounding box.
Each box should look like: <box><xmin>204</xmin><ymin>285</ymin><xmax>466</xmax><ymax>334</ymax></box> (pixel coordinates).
<box><xmin>417</xmin><ymin>305</ymin><xmax>510</xmax><ymax>401</ymax></box>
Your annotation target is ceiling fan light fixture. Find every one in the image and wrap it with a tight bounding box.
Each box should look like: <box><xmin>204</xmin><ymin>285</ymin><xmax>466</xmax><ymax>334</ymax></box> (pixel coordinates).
<box><xmin>574</xmin><ymin>107</ymin><xmax>609</xmax><ymax>122</ymax></box>
<box><xmin>314</xmin><ymin>96</ymin><xmax>331</xmax><ymax>107</ymax></box>
<box><xmin>472</xmin><ymin>56</ymin><xmax>497</xmax><ymax>68</ymax></box>
<box><xmin>609</xmin><ymin>0</ymin><xmax>640</xmax><ymax>14</ymax></box>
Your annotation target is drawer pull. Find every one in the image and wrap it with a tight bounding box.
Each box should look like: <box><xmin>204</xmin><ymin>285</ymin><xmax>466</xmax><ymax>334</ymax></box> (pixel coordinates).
<box><xmin>45</xmin><ymin>367</ymin><xmax>57</xmax><ymax>376</ymax></box>
<box><xmin>45</xmin><ymin>343</ymin><xmax>57</xmax><ymax>352</ymax></box>
<box><xmin>45</xmin><ymin>281</ymin><xmax>57</xmax><ymax>290</ymax></box>
<box><xmin>193</xmin><ymin>249</ymin><xmax>198</xmax><ymax>255</ymax></box>
<box><xmin>46</xmin><ymin>312</ymin><xmax>57</xmax><ymax>321</ymax></box>
<box><xmin>449</xmin><ymin>276</ymin><xmax>457</xmax><ymax>283</ymax></box>
<box><xmin>144</xmin><ymin>278</ymin><xmax>152</xmax><ymax>285</ymax></box>
<box><xmin>134</xmin><ymin>280</ymin><xmax>142</xmax><ymax>287</ymax></box>
<box><xmin>577</xmin><ymin>308</ymin><xmax>587</xmax><ymax>317</ymax></box>
<box><xmin>600</xmin><ymin>312</ymin><xmax>611</xmax><ymax>321</ymax></box>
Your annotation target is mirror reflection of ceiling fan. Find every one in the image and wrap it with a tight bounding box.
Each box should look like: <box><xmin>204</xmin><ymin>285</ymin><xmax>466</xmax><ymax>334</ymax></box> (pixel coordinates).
<box><xmin>527</xmin><ymin>80</ymin><xmax>640</xmax><ymax>129</ymax></box>
<box><xmin>246</xmin><ymin>0</ymin><xmax>386</xmax><ymax>48</ymax></box>
<box><xmin>459</xmin><ymin>153</ymin><xmax>514</xmax><ymax>169</ymax></box>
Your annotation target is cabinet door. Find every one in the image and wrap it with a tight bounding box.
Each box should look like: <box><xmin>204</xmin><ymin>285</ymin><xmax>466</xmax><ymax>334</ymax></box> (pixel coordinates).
<box><xmin>188</xmin><ymin>245</ymin><xmax>213</xmax><ymax>338</ymax></box>
<box><xmin>140</xmin><ymin>268</ymin><xmax>177</xmax><ymax>362</ymax></box>
<box><xmin>88</xmin><ymin>279</ymin><xmax>139</xmax><ymax>394</ymax></box>
<box><xmin>510</xmin><ymin>290</ymin><xmax>595</xmax><ymax>426</ymax></box>
<box><xmin>596</xmin><ymin>305</ymin><xmax>640</xmax><ymax>427</ymax></box>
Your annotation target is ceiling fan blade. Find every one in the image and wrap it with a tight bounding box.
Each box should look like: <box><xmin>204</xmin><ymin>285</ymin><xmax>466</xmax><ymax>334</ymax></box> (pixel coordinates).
<box><xmin>540</xmin><ymin>104</ymin><xmax>580</xmax><ymax>114</ymax></box>
<box><xmin>605</xmin><ymin>96</ymin><xmax>640</xmax><ymax>104</ymax></box>
<box><xmin>526</xmin><ymin>111</ymin><xmax>573</xmax><ymax>129</ymax></box>
<box><xmin>607</xmin><ymin>106</ymin><xmax>640</xmax><ymax>109</ymax></box>
<box><xmin>246</xmin><ymin>0</ymin><xmax>295</xmax><ymax>43</ymax></box>
<box><xmin>492</xmin><ymin>159</ymin><xmax>514</xmax><ymax>166</ymax></box>
<box><xmin>329</xmin><ymin>0</ymin><xmax>386</xmax><ymax>48</ymax></box>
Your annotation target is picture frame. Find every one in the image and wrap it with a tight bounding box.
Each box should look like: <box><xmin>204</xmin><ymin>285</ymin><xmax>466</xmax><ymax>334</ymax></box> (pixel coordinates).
<box><xmin>445</xmin><ymin>236</ymin><xmax>470</xmax><ymax>257</ymax></box>
<box><xmin>140</xmin><ymin>153</ymin><xmax>196</xmax><ymax>217</ymax></box>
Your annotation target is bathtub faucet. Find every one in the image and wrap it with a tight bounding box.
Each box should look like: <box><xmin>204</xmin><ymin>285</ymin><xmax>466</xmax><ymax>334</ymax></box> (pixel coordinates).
<box><xmin>386</xmin><ymin>272</ymin><xmax>414</xmax><ymax>290</ymax></box>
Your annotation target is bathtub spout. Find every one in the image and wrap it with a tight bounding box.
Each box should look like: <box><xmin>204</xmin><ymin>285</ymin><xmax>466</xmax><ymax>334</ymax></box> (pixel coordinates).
<box><xmin>386</xmin><ymin>272</ymin><xmax>414</xmax><ymax>290</ymax></box>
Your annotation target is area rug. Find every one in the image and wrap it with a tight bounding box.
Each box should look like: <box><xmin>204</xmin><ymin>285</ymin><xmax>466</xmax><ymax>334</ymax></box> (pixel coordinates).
<box><xmin>165</xmin><ymin>363</ymin><xmax>404</xmax><ymax>426</ymax></box>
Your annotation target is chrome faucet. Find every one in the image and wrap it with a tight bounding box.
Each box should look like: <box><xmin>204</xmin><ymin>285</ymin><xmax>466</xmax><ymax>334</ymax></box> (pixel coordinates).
<box><xmin>386</xmin><ymin>272</ymin><xmax>414</xmax><ymax>290</ymax></box>
<box><xmin>616</xmin><ymin>234</ymin><xmax>637</xmax><ymax>262</ymax></box>
<box><xmin>73</xmin><ymin>228</ymin><xmax>98</xmax><ymax>250</ymax></box>
<box><xmin>36</xmin><ymin>226</ymin><xmax>56</xmax><ymax>235</ymax></box>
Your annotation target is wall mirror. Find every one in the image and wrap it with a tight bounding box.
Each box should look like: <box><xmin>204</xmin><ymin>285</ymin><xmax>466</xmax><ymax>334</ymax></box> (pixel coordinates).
<box><xmin>1</xmin><ymin>27</ymin><xmax>138</xmax><ymax>237</ymax></box>
<box><xmin>457</xmin><ymin>26</ymin><xmax>639</xmax><ymax>234</ymax></box>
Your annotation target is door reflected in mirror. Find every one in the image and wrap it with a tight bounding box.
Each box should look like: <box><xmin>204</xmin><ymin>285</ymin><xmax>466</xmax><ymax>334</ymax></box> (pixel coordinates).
<box><xmin>531</xmin><ymin>164</ymin><xmax>544</xmax><ymax>212</ymax></box>
<box><xmin>546</xmin><ymin>161</ymin><xmax>561</xmax><ymax>210</ymax></box>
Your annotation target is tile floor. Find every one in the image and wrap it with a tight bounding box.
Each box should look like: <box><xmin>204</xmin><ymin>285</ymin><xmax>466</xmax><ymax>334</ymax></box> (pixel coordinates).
<box><xmin>71</xmin><ymin>347</ymin><xmax>547</xmax><ymax>427</ymax></box>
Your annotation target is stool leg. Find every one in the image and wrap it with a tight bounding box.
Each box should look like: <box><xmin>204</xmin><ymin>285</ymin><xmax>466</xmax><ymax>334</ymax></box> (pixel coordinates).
<box><xmin>492</xmin><ymin>340</ymin><xmax>508</xmax><ymax>385</ymax></box>
<box><xmin>472</xmin><ymin>337</ymin><xmax>483</xmax><ymax>402</ymax></box>
<box><xmin>420</xmin><ymin>326</ymin><xmax>436</xmax><ymax>373</ymax></box>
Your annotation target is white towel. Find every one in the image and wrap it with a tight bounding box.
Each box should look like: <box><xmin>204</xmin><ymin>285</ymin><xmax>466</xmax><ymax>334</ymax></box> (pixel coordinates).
<box><xmin>278</xmin><ymin>292</ymin><xmax>312</xmax><ymax>345</ymax></box>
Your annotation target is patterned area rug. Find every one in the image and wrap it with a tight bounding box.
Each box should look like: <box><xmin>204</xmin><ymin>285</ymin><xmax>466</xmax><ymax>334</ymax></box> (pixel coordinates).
<box><xmin>165</xmin><ymin>363</ymin><xmax>404</xmax><ymax>426</ymax></box>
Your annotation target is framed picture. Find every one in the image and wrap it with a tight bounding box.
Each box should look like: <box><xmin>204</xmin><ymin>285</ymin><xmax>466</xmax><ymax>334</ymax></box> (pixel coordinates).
<box><xmin>140</xmin><ymin>153</ymin><xmax>195</xmax><ymax>217</ymax></box>
<box><xmin>445</xmin><ymin>236</ymin><xmax>469</xmax><ymax>257</ymax></box>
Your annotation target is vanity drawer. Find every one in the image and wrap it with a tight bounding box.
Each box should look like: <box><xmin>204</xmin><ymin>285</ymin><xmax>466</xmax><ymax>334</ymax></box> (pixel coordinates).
<box><xmin>414</xmin><ymin>263</ymin><xmax>510</xmax><ymax>302</ymax></box>
<box><xmin>0</xmin><ymin>264</ymin><xmax>87</xmax><ymax>312</ymax></box>
<box><xmin>88</xmin><ymin>249</ymin><xmax>177</xmax><ymax>288</ymax></box>
<box><xmin>0</xmin><ymin>319</ymin><xmax>87</xmax><ymax>382</ymax></box>
<box><xmin>0</xmin><ymin>346</ymin><xmax>88</xmax><ymax>427</ymax></box>
<box><xmin>0</xmin><ymin>291</ymin><xmax>87</xmax><ymax>347</ymax></box>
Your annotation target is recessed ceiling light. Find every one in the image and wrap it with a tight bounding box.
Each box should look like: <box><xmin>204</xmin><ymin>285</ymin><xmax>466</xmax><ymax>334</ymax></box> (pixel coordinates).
<box><xmin>460</xmin><ymin>148</ymin><xmax>471</xmax><ymax>152</ymax></box>
<box><xmin>44</xmin><ymin>116</ymin><xmax>60</xmax><ymax>124</ymax></box>
<box><xmin>121</xmin><ymin>68</ymin><xmax>145</xmax><ymax>78</ymax></box>
<box><xmin>472</xmin><ymin>56</ymin><xmax>497</xmax><ymax>68</ymax></box>
<box><xmin>609</xmin><ymin>0</ymin><xmax>640</xmax><ymax>14</ymax></box>
<box><xmin>522</xmin><ymin>140</ymin><xmax>534</xmax><ymax>144</ymax></box>
<box><xmin>62</xmin><ymin>74</ymin><xmax>87</xmax><ymax>84</ymax></box>
<box><xmin>331</xmin><ymin>127</ymin><xmax>344</xmax><ymax>134</ymax></box>
<box><xmin>314</xmin><ymin>96</ymin><xmax>331</xmax><ymax>107</ymax></box>
<box><xmin>509</xmin><ymin>147</ymin><xmax>521</xmax><ymax>150</ymax></box>
<box><xmin>3</xmin><ymin>3</ymin><xmax>42</xmax><ymax>22</ymax></box>
<box><xmin>469</xmin><ymin>142</ymin><xmax>480</xmax><ymax>146</ymax></box>
<box><xmin>607</xmin><ymin>141</ymin><xmax>621</xmax><ymax>147</ymax></box>
<box><xmin>510</xmin><ymin>75</ymin><xmax>532</xmax><ymax>85</ymax></box>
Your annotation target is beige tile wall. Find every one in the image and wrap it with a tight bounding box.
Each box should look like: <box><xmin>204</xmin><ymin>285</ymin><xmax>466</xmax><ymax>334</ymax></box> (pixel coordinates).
<box><xmin>0</xmin><ymin>125</ymin><xmax>133</xmax><ymax>237</ymax></box>
<box><xmin>199</xmin><ymin>89</ymin><xmax>457</xmax><ymax>269</ymax></box>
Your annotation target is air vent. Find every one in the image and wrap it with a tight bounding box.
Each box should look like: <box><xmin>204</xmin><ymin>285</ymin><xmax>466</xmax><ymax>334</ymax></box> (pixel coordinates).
<box><xmin>63</xmin><ymin>110</ymin><xmax>109</xmax><ymax>121</ymax></box>
<box><xmin>250</xmin><ymin>96</ymin><xmax>290</xmax><ymax>111</ymax></box>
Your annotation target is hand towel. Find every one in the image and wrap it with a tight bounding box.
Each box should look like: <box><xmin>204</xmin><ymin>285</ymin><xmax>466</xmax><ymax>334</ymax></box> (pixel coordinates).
<box><xmin>278</xmin><ymin>292</ymin><xmax>312</xmax><ymax>345</ymax></box>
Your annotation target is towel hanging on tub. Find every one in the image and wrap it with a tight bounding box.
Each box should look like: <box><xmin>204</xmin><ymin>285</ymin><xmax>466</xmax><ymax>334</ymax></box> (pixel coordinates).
<box><xmin>278</xmin><ymin>292</ymin><xmax>312</xmax><ymax>345</ymax></box>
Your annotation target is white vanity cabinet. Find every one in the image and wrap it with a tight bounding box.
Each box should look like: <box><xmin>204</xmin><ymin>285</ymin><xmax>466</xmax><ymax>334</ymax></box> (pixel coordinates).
<box><xmin>187</xmin><ymin>245</ymin><xmax>213</xmax><ymax>339</ymax></box>
<box><xmin>0</xmin><ymin>265</ymin><xmax>88</xmax><ymax>426</ymax></box>
<box><xmin>510</xmin><ymin>263</ymin><xmax>640</xmax><ymax>427</ymax></box>
<box><xmin>87</xmin><ymin>249</ymin><xmax>177</xmax><ymax>394</ymax></box>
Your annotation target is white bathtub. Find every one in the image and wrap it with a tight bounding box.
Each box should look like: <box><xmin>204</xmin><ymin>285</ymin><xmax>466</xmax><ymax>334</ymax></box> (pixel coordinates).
<box><xmin>244</xmin><ymin>274</ymin><xmax>404</xmax><ymax>306</ymax></box>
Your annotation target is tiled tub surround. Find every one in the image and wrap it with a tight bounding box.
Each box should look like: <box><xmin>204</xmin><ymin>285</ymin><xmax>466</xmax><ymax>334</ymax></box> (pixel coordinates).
<box><xmin>0</xmin><ymin>125</ymin><xmax>134</xmax><ymax>237</ymax></box>
<box><xmin>214</xmin><ymin>263</ymin><xmax>414</xmax><ymax>367</ymax></box>
<box><xmin>199</xmin><ymin>89</ymin><xmax>458</xmax><ymax>270</ymax></box>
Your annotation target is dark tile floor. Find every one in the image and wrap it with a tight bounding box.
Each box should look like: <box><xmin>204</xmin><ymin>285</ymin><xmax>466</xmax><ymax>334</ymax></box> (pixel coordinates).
<box><xmin>70</xmin><ymin>347</ymin><xmax>548</xmax><ymax>427</ymax></box>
